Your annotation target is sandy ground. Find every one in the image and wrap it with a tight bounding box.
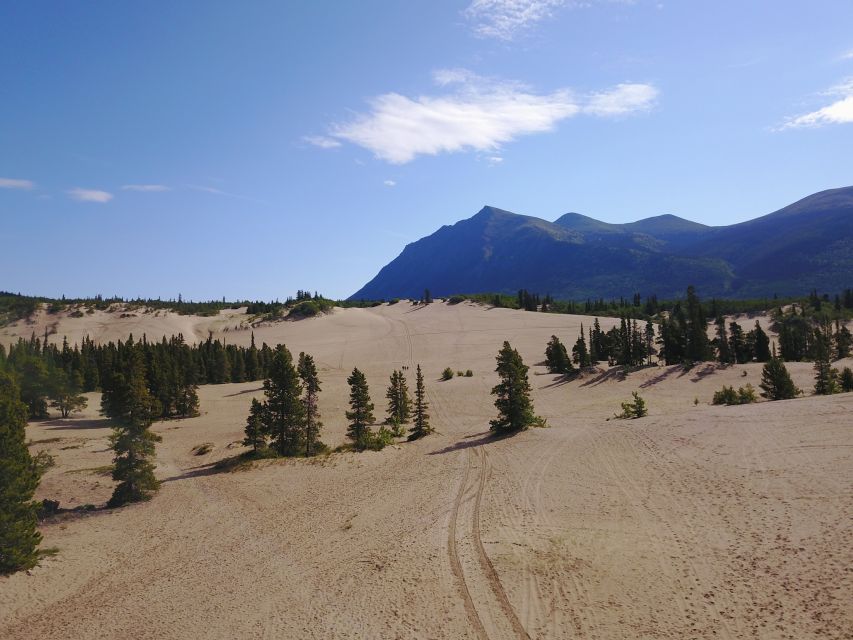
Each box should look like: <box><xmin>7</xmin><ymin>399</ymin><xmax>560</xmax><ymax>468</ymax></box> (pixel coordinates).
<box><xmin>1</xmin><ymin>301</ymin><xmax>851</xmax><ymax>639</ymax></box>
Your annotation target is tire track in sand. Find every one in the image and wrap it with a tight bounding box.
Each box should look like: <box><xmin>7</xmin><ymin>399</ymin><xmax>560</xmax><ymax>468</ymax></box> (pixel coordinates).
<box><xmin>448</xmin><ymin>445</ymin><xmax>531</xmax><ymax>640</ymax></box>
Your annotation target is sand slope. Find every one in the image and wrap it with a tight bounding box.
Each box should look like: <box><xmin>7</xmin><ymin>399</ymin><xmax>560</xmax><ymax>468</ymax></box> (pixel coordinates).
<box><xmin>1</xmin><ymin>302</ymin><xmax>851</xmax><ymax>639</ymax></box>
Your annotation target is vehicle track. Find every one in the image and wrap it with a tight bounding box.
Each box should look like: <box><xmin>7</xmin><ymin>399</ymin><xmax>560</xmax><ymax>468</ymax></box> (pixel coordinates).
<box><xmin>447</xmin><ymin>445</ymin><xmax>531</xmax><ymax>640</ymax></box>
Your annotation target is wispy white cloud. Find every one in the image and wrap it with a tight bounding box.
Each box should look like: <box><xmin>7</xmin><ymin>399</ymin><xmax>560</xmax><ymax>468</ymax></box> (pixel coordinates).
<box><xmin>121</xmin><ymin>184</ymin><xmax>171</xmax><ymax>192</ymax></box>
<box><xmin>303</xmin><ymin>135</ymin><xmax>342</xmax><ymax>149</ymax></box>
<box><xmin>780</xmin><ymin>78</ymin><xmax>853</xmax><ymax>129</ymax></box>
<box><xmin>584</xmin><ymin>83</ymin><xmax>658</xmax><ymax>116</ymax></box>
<box><xmin>464</xmin><ymin>0</ymin><xmax>636</xmax><ymax>40</ymax></box>
<box><xmin>186</xmin><ymin>184</ymin><xmax>267</xmax><ymax>205</ymax></box>
<box><xmin>464</xmin><ymin>0</ymin><xmax>567</xmax><ymax>40</ymax></box>
<box><xmin>486</xmin><ymin>155</ymin><xmax>504</xmax><ymax>165</ymax></box>
<box><xmin>0</xmin><ymin>177</ymin><xmax>35</xmax><ymax>190</ymax></box>
<box><xmin>383</xmin><ymin>179</ymin><xmax>396</xmax><ymax>187</ymax></box>
<box><xmin>320</xmin><ymin>70</ymin><xmax>656</xmax><ymax>164</ymax></box>
<box><xmin>67</xmin><ymin>187</ymin><xmax>113</xmax><ymax>203</ymax></box>
<box><xmin>840</xmin><ymin>49</ymin><xmax>853</xmax><ymax>61</ymax></box>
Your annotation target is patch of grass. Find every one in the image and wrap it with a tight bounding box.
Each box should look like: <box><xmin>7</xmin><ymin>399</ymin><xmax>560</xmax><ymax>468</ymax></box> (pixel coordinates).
<box><xmin>66</xmin><ymin>465</ymin><xmax>113</xmax><ymax>476</ymax></box>
<box><xmin>38</xmin><ymin>547</ymin><xmax>60</xmax><ymax>558</ymax></box>
<box><xmin>191</xmin><ymin>442</ymin><xmax>214</xmax><ymax>456</ymax></box>
<box><xmin>28</xmin><ymin>437</ymin><xmax>63</xmax><ymax>445</ymax></box>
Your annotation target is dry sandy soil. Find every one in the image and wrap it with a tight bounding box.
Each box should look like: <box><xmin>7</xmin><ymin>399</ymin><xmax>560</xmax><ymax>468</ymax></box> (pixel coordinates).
<box><xmin>1</xmin><ymin>302</ymin><xmax>851</xmax><ymax>639</ymax></box>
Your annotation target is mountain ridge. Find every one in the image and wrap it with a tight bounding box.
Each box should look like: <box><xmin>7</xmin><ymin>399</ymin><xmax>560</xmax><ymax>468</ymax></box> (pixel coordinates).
<box><xmin>351</xmin><ymin>187</ymin><xmax>853</xmax><ymax>301</ymax></box>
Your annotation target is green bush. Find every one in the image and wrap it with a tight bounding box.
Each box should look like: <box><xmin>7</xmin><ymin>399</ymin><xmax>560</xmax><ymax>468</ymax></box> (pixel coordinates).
<box><xmin>362</xmin><ymin>426</ymin><xmax>394</xmax><ymax>451</ymax></box>
<box><xmin>712</xmin><ymin>383</ymin><xmax>757</xmax><ymax>406</ymax></box>
<box><xmin>616</xmin><ymin>392</ymin><xmax>647</xmax><ymax>419</ymax></box>
<box><xmin>465</xmin><ymin>369</ymin><xmax>473</xmax><ymax>377</ymax></box>
<box><xmin>442</xmin><ymin>367</ymin><xmax>454</xmax><ymax>381</ymax></box>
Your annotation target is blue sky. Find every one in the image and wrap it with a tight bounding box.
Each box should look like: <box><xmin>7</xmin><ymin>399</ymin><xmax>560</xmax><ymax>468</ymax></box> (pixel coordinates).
<box><xmin>2</xmin><ymin>1</ymin><xmax>852</xmax><ymax>300</ymax></box>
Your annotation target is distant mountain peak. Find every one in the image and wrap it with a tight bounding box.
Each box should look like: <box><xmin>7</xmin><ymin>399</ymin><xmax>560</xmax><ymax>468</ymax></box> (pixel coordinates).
<box><xmin>350</xmin><ymin>187</ymin><xmax>853</xmax><ymax>301</ymax></box>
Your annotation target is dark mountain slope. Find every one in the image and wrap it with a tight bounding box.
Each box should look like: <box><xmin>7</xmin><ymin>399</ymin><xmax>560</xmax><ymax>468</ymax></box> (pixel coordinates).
<box><xmin>350</xmin><ymin>187</ymin><xmax>853</xmax><ymax>301</ymax></box>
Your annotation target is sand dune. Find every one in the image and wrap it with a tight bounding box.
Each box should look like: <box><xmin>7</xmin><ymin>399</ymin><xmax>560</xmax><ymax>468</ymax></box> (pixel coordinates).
<box><xmin>2</xmin><ymin>302</ymin><xmax>851</xmax><ymax>639</ymax></box>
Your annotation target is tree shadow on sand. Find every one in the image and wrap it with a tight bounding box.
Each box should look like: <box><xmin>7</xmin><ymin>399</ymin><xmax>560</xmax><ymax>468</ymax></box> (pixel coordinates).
<box><xmin>42</xmin><ymin>418</ymin><xmax>113</xmax><ymax>431</ymax></box>
<box><xmin>428</xmin><ymin>429</ymin><xmax>523</xmax><ymax>455</ymax></box>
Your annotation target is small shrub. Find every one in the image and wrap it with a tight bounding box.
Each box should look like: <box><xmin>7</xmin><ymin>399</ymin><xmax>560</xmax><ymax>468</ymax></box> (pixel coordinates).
<box><xmin>840</xmin><ymin>367</ymin><xmax>853</xmax><ymax>393</ymax></box>
<box><xmin>191</xmin><ymin>442</ymin><xmax>213</xmax><ymax>456</ymax></box>
<box><xmin>362</xmin><ymin>426</ymin><xmax>394</xmax><ymax>451</ymax></box>
<box><xmin>389</xmin><ymin>418</ymin><xmax>406</xmax><ymax>438</ymax></box>
<box><xmin>616</xmin><ymin>392</ymin><xmax>647</xmax><ymax>419</ymax></box>
<box><xmin>712</xmin><ymin>384</ymin><xmax>757</xmax><ymax>406</ymax></box>
<box><xmin>465</xmin><ymin>369</ymin><xmax>473</xmax><ymax>377</ymax></box>
<box><xmin>447</xmin><ymin>295</ymin><xmax>466</xmax><ymax>305</ymax></box>
<box><xmin>456</xmin><ymin>370</ymin><xmax>464</xmax><ymax>377</ymax></box>
<box><xmin>442</xmin><ymin>367</ymin><xmax>454</xmax><ymax>381</ymax></box>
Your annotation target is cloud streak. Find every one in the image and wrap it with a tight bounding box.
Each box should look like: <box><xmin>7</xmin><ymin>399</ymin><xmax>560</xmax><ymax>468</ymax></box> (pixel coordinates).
<box><xmin>67</xmin><ymin>188</ymin><xmax>113</xmax><ymax>203</ymax></box>
<box><xmin>0</xmin><ymin>177</ymin><xmax>35</xmax><ymax>190</ymax></box>
<box><xmin>464</xmin><ymin>0</ymin><xmax>567</xmax><ymax>40</ymax></box>
<box><xmin>320</xmin><ymin>70</ymin><xmax>656</xmax><ymax>164</ymax></box>
<box><xmin>121</xmin><ymin>184</ymin><xmax>171</xmax><ymax>192</ymax></box>
<box><xmin>781</xmin><ymin>78</ymin><xmax>853</xmax><ymax>129</ymax></box>
<box><xmin>303</xmin><ymin>135</ymin><xmax>342</xmax><ymax>149</ymax></box>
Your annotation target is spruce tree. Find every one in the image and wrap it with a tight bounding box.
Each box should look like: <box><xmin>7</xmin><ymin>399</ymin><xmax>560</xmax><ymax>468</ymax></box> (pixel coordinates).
<box><xmin>715</xmin><ymin>316</ymin><xmax>732</xmax><ymax>364</ymax></box>
<box><xmin>0</xmin><ymin>372</ymin><xmax>42</xmax><ymax>574</ymax></box>
<box><xmin>297</xmin><ymin>352</ymin><xmax>323</xmax><ymax>456</ymax></box>
<box><xmin>490</xmin><ymin>341</ymin><xmax>539</xmax><ymax>434</ymax></box>
<box><xmin>572</xmin><ymin>329</ymin><xmax>590</xmax><ymax>368</ymax></box>
<box><xmin>685</xmin><ymin>286</ymin><xmax>712</xmax><ymax>362</ymax></box>
<box><xmin>385</xmin><ymin>369</ymin><xmax>412</xmax><ymax>432</ymax></box>
<box><xmin>243</xmin><ymin>398</ymin><xmax>267</xmax><ymax>453</ymax></box>
<box><xmin>545</xmin><ymin>335</ymin><xmax>572</xmax><ymax>374</ymax></box>
<box><xmin>102</xmin><ymin>347</ymin><xmax>162</xmax><ymax>507</ymax></box>
<box><xmin>752</xmin><ymin>321</ymin><xmax>771</xmax><ymax>362</ymax></box>
<box><xmin>759</xmin><ymin>358</ymin><xmax>800</xmax><ymax>401</ymax></box>
<box><xmin>840</xmin><ymin>367</ymin><xmax>853</xmax><ymax>393</ymax></box>
<box><xmin>813</xmin><ymin>327</ymin><xmax>839</xmax><ymax>395</ymax></box>
<box><xmin>263</xmin><ymin>345</ymin><xmax>305</xmax><ymax>457</ymax></box>
<box><xmin>409</xmin><ymin>364</ymin><xmax>432</xmax><ymax>440</ymax></box>
<box><xmin>48</xmin><ymin>369</ymin><xmax>88</xmax><ymax>418</ymax></box>
<box><xmin>346</xmin><ymin>368</ymin><xmax>375</xmax><ymax>449</ymax></box>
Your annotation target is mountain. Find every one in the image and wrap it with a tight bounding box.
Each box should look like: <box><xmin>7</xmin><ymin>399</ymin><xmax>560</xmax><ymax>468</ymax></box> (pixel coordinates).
<box><xmin>350</xmin><ymin>187</ymin><xmax>853</xmax><ymax>301</ymax></box>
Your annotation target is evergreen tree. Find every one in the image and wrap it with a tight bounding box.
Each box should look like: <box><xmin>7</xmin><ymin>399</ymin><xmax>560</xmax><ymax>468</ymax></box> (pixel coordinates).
<box><xmin>297</xmin><ymin>352</ymin><xmax>323</xmax><ymax>456</ymax></box>
<box><xmin>490</xmin><ymin>341</ymin><xmax>539</xmax><ymax>433</ymax></box>
<box><xmin>409</xmin><ymin>364</ymin><xmax>432</xmax><ymax>440</ymax></box>
<box><xmin>759</xmin><ymin>358</ymin><xmax>800</xmax><ymax>401</ymax></box>
<box><xmin>835</xmin><ymin>321</ymin><xmax>852</xmax><ymax>359</ymax></box>
<box><xmin>572</xmin><ymin>328</ymin><xmax>590</xmax><ymax>368</ymax></box>
<box><xmin>544</xmin><ymin>335</ymin><xmax>572</xmax><ymax>374</ymax></box>
<box><xmin>751</xmin><ymin>321</ymin><xmax>771</xmax><ymax>362</ymax></box>
<box><xmin>102</xmin><ymin>347</ymin><xmax>162</xmax><ymax>507</ymax></box>
<box><xmin>48</xmin><ymin>369</ymin><xmax>88</xmax><ymax>418</ymax></box>
<box><xmin>715</xmin><ymin>316</ymin><xmax>732</xmax><ymax>364</ymax></box>
<box><xmin>385</xmin><ymin>369</ymin><xmax>412</xmax><ymax>429</ymax></box>
<box><xmin>0</xmin><ymin>372</ymin><xmax>42</xmax><ymax>574</ymax></box>
<box><xmin>840</xmin><ymin>367</ymin><xmax>853</xmax><ymax>393</ymax></box>
<box><xmin>243</xmin><ymin>397</ymin><xmax>267</xmax><ymax>453</ymax></box>
<box><xmin>346</xmin><ymin>367</ymin><xmax>375</xmax><ymax>449</ymax></box>
<box><xmin>729</xmin><ymin>321</ymin><xmax>748</xmax><ymax>363</ymax></box>
<box><xmin>262</xmin><ymin>345</ymin><xmax>305</xmax><ymax>457</ymax></box>
<box><xmin>644</xmin><ymin>319</ymin><xmax>656</xmax><ymax>366</ymax></box>
<box><xmin>685</xmin><ymin>286</ymin><xmax>712</xmax><ymax>362</ymax></box>
<box><xmin>813</xmin><ymin>327</ymin><xmax>839</xmax><ymax>395</ymax></box>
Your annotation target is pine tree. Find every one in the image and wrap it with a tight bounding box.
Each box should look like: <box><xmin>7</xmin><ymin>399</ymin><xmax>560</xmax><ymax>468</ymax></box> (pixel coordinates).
<box><xmin>752</xmin><ymin>321</ymin><xmax>772</xmax><ymax>362</ymax></box>
<box><xmin>545</xmin><ymin>335</ymin><xmax>572</xmax><ymax>374</ymax></box>
<box><xmin>48</xmin><ymin>369</ymin><xmax>88</xmax><ymax>418</ymax></box>
<box><xmin>243</xmin><ymin>398</ymin><xmax>267</xmax><ymax>453</ymax></box>
<box><xmin>409</xmin><ymin>364</ymin><xmax>432</xmax><ymax>440</ymax></box>
<box><xmin>572</xmin><ymin>329</ymin><xmax>590</xmax><ymax>368</ymax></box>
<box><xmin>346</xmin><ymin>368</ymin><xmax>375</xmax><ymax>449</ymax></box>
<box><xmin>685</xmin><ymin>286</ymin><xmax>712</xmax><ymax>362</ymax></box>
<box><xmin>644</xmin><ymin>319</ymin><xmax>656</xmax><ymax>366</ymax></box>
<box><xmin>102</xmin><ymin>347</ymin><xmax>162</xmax><ymax>507</ymax></box>
<box><xmin>715</xmin><ymin>316</ymin><xmax>732</xmax><ymax>364</ymax></box>
<box><xmin>385</xmin><ymin>369</ymin><xmax>412</xmax><ymax>432</ymax></box>
<box><xmin>263</xmin><ymin>345</ymin><xmax>305</xmax><ymax>457</ymax></box>
<box><xmin>840</xmin><ymin>367</ymin><xmax>853</xmax><ymax>392</ymax></box>
<box><xmin>0</xmin><ymin>372</ymin><xmax>42</xmax><ymax>574</ymax></box>
<box><xmin>835</xmin><ymin>321</ymin><xmax>852</xmax><ymax>359</ymax></box>
<box><xmin>813</xmin><ymin>327</ymin><xmax>839</xmax><ymax>395</ymax></box>
<box><xmin>297</xmin><ymin>352</ymin><xmax>323</xmax><ymax>456</ymax></box>
<box><xmin>759</xmin><ymin>358</ymin><xmax>800</xmax><ymax>401</ymax></box>
<box><xmin>490</xmin><ymin>341</ymin><xmax>539</xmax><ymax>433</ymax></box>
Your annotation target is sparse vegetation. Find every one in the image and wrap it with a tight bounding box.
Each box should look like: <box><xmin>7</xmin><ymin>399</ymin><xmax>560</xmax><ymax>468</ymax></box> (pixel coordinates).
<box><xmin>616</xmin><ymin>392</ymin><xmax>648</xmax><ymax>419</ymax></box>
<box><xmin>491</xmin><ymin>341</ymin><xmax>542</xmax><ymax>433</ymax></box>
<box><xmin>759</xmin><ymin>358</ymin><xmax>800</xmax><ymax>400</ymax></box>
<box><xmin>712</xmin><ymin>384</ymin><xmax>757</xmax><ymax>406</ymax></box>
<box><xmin>408</xmin><ymin>365</ymin><xmax>432</xmax><ymax>440</ymax></box>
<box><xmin>442</xmin><ymin>367</ymin><xmax>454</xmax><ymax>381</ymax></box>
